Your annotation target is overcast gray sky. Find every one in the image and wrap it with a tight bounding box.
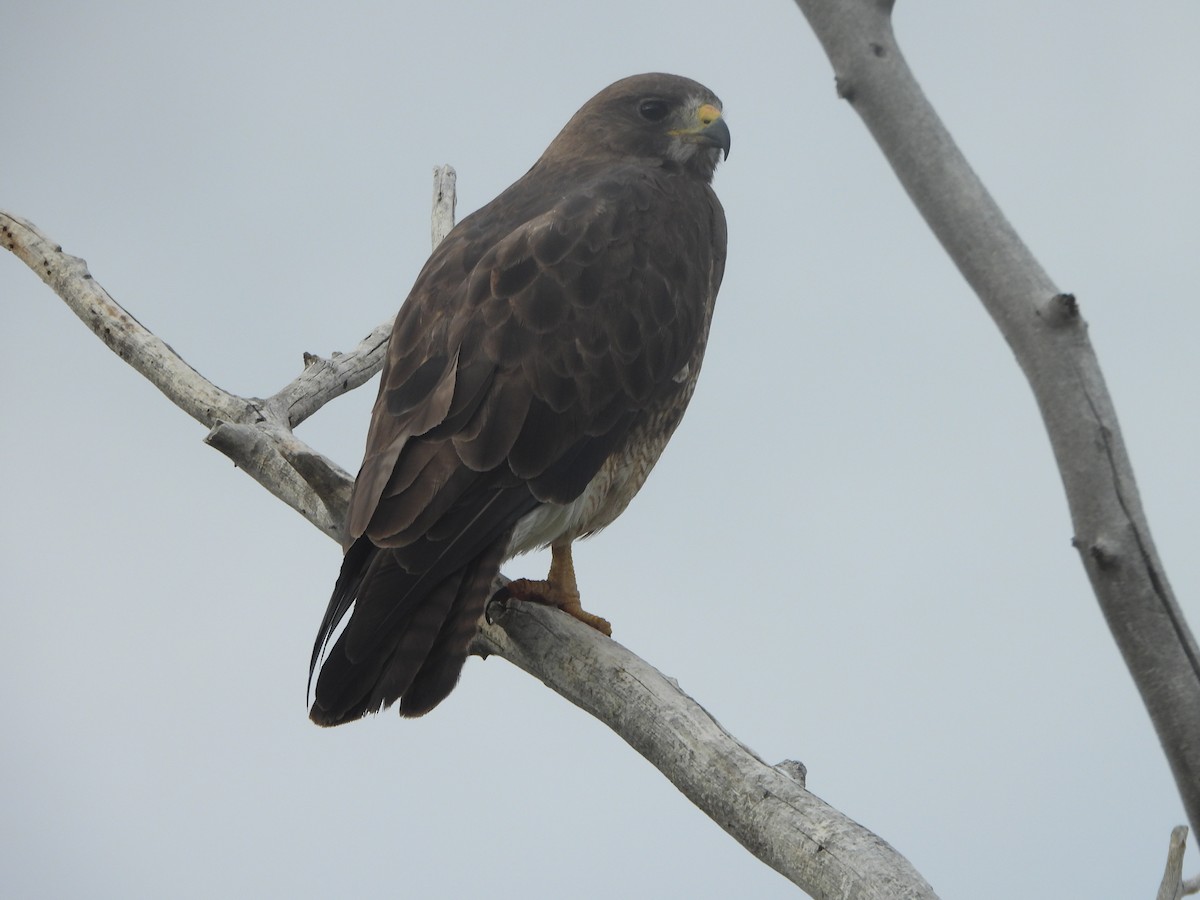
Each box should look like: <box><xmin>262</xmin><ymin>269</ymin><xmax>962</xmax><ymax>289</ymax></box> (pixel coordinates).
<box><xmin>3</xmin><ymin>2</ymin><xmax>1198</xmax><ymax>897</ymax></box>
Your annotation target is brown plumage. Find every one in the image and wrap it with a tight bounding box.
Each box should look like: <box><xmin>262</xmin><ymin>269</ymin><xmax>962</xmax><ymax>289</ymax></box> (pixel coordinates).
<box><xmin>309</xmin><ymin>73</ymin><xmax>729</xmax><ymax>725</ymax></box>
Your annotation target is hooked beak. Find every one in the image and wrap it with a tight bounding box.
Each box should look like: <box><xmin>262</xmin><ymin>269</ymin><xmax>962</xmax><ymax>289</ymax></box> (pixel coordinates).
<box><xmin>695</xmin><ymin>108</ymin><xmax>731</xmax><ymax>159</ymax></box>
<box><xmin>671</xmin><ymin>102</ymin><xmax>731</xmax><ymax>160</ymax></box>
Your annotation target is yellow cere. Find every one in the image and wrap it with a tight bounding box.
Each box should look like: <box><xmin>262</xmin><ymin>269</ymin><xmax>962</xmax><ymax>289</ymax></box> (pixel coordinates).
<box><xmin>697</xmin><ymin>103</ymin><xmax>722</xmax><ymax>126</ymax></box>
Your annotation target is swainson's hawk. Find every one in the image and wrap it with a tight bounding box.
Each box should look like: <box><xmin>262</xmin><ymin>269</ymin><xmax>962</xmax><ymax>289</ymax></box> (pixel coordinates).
<box><xmin>309</xmin><ymin>73</ymin><xmax>729</xmax><ymax>725</ymax></box>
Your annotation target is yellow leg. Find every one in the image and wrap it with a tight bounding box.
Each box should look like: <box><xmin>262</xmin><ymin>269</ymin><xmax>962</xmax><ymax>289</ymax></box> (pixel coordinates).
<box><xmin>503</xmin><ymin>543</ymin><xmax>613</xmax><ymax>636</ymax></box>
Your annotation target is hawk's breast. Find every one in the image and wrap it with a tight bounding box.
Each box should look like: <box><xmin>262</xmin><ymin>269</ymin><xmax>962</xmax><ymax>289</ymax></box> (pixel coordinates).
<box><xmin>506</xmin><ymin>359</ymin><xmax>700</xmax><ymax>558</ymax></box>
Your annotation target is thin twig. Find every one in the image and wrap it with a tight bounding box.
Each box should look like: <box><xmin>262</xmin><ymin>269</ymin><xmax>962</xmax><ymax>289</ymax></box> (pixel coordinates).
<box><xmin>264</xmin><ymin>319</ymin><xmax>394</xmax><ymax>430</ymax></box>
<box><xmin>431</xmin><ymin>164</ymin><xmax>457</xmax><ymax>248</ymax></box>
<box><xmin>1157</xmin><ymin>826</ymin><xmax>1189</xmax><ymax>900</ymax></box>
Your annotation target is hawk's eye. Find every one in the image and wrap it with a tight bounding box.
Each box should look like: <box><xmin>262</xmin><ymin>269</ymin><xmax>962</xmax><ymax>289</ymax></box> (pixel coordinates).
<box><xmin>637</xmin><ymin>99</ymin><xmax>670</xmax><ymax>122</ymax></box>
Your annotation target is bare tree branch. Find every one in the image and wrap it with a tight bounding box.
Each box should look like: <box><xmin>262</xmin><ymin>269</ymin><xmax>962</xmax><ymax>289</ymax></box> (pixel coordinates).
<box><xmin>4</xmin><ymin>180</ymin><xmax>937</xmax><ymax>897</ymax></box>
<box><xmin>1158</xmin><ymin>826</ymin><xmax>1189</xmax><ymax>900</ymax></box>
<box><xmin>204</xmin><ymin>420</ymin><xmax>352</xmax><ymax>542</ymax></box>
<box><xmin>474</xmin><ymin>599</ymin><xmax>937</xmax><ymax>899</ymax></box>
<box><xmin>1</xmin><ymin>212</ymin><xmax>353</xmax><ymax>542</ymax></box>
<box><xmin>14</xmin><ymin>4</ymin><xmax>1195</xmax><ymax>883</ymax></box>
<box><xmin>792</xmin><ymin>0</ymin><xmax>1200</xmax><ymax>835</ymax></box>
<box><xmin>0</xmin><ymin>169</ymin><xmax>464</xmax><ymax>540</ymax></box>
<box><xmin>1</xmin><ymin>213</ymin><xmax>245</xmax><ymax>427</ymax></box>
<box><xmin>430</xmin><ymin>164</ymin><xmax>457</xmax><ymax>248</ymax></box>
<box><xmin>264</xmin><ymin>327</ymin><xmax>393</xmax><ymax>432</ymax></box>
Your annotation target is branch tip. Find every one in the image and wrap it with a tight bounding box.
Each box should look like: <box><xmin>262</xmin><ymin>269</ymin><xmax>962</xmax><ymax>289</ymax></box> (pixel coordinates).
<box><xmin>1157</xmin><ymin>825</ymin><xmax>1189</xmax><ymax>900</ymax></box>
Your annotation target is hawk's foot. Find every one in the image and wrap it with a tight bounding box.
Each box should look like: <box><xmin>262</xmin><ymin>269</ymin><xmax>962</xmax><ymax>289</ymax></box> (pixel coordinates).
<box><xmin>501</xmin><ymin>543</ymin><xmax>612</xmax><ymax>636</ymax></box>
<box><xmin>503</xmin><ymin>577</ymin><xmax>613</xmax><ymax>636</ymax></box>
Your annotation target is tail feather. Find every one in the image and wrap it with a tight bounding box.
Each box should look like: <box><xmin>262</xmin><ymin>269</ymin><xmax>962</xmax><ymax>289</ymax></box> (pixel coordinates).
<box><xmin>308</xmin><ymin>532</ymin><xmax>512</xmax><ymax>726</ymax></box>
<box><xmin>309</xmin><ymin>473</ymin><xmax>539</xmax><ymax>726</ymax></box>
<box><xmin>364</xmin><ymin>568</ymin><xmax>466</xmax><ymax>716</ymax></box>
<box><xmin>307</xmin><ymin>537</ymin><xmax>373</xmax><ymax>687</ymax></box>
<box><xmin>400</xmin><ymin>538</ymin><xmax>508</xmax><ymax>716</ymax></box>
<box><xmin>309</xmin><ymin>547</ymin><xmax>454</xmax><ymax>726</ymax></box>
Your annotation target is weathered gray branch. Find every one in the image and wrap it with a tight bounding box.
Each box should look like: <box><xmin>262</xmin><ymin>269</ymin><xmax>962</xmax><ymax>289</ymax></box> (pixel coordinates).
<box><xmin>1</xmin><ymin>213</ymin><xmax>246</xmax><ymax>427</ymax></box>
<box><xmin>4</xmin><ymin>150</ymin><xmax>936</xmax><ymax>897</ymax></box>
<box><xmin>430</xmin><ymin>164</ymin><xmax>457</xmax><ymax>250</ymax></box>
<box><xmin>264</xmin><ymin>328</ymin><xmax>393</xmax><ymax>432</ymax></box>
<box><xmin>474</xmin><ymin>599</ymin><xmax>936</xmax><ymax>899</ymax></box>
<box><xmin>16</xmin><ymin>5</ymin><xmax>1195</xmax><ymax>881</ymax></box>
<box><xmin>1159</xmin><ymin>826</ymin><xmax>1199</xmax><ymax>900</ymax></box>
<box><xmin>2</xmin><ymin>183</ymin><xmax>468</xmax><ymax>542</ymax></box>
<box><xmin>793</xmin><ymin>0</ymin><xmax>1200</xmax><ymax>839</ymax></box>
<box><xmin>1158</xmin><ymin>826</ymin><xmax>1190</xmax><ymax>900</ymax></box>
<box><xmin>1</xmin><ymin>211</ymin><xmax>353</xmax><ymax>542</ymax></box>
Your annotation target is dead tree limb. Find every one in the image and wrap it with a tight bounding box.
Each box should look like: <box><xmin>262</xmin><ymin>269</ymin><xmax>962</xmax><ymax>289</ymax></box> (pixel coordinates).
<box><xmin>792</xmin><ymin>0</ymin><xmax>1200</xmax><ymax>838</ymax></box>
<box><xmin>2</xmin><ymin>156</ymin><xmax>938</xmax><ymax>896</ymax></box>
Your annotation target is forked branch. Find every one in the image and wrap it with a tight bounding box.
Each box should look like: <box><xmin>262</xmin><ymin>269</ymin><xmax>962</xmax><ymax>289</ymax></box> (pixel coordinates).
<box><xmin>2</xmin><ymin>157</ymin><xmax>937</xmax><ymax>898</ymax></box>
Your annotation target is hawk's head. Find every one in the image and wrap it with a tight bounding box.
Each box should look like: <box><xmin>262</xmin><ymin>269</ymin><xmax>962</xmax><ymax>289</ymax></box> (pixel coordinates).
<box><xmin>546</xmin><ymin>73</ymin><xmax>730</xmax><ymax>181</ymax></box>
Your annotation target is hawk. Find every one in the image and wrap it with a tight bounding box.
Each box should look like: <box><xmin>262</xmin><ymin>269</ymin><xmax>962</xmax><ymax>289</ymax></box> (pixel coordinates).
<box><xmin>309</xmin><ymin>73</ymin><xmax>729</xmax><ymax>725</ymax></box>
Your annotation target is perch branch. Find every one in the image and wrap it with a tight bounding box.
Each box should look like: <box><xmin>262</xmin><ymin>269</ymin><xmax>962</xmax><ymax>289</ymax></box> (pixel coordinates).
<box><xmin>792</xmin><ymin>0</ymin><xmax>1200</xmax><ymax>834</ymax></box>
<box><xmin>474</xmin><ymin>599</ymin><xmax>937</xmax><ymax>899</ymax></box>
<box><xmin>4</xmin><ymin>152</ymin><xmax>939</xmax><ymax>897</ymax></box>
